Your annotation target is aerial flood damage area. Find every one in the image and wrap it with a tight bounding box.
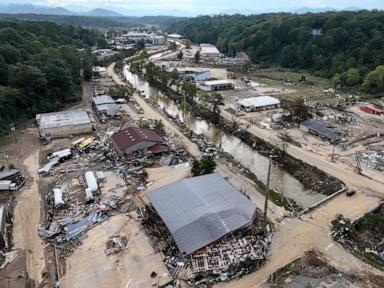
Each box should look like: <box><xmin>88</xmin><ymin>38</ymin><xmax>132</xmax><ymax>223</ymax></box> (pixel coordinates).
<box><xmin>0</xmin><ymin>11</ymin><xmax>384</xmax><ymax>288</ymax></box>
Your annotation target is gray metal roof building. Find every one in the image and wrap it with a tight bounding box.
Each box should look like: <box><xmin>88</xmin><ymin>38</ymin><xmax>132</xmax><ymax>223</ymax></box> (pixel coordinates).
<box><xmin>92</xmin><ymin>96</ymin><xmax>120</xmax><ymax>117</ymax></box>
<box><xmin>146</xmin><ymin>174</ymin><xmax>256</xmax><ymax>255</ymax></box>
<box><xmin>38</xmin><ymin>110</ymin><xmax>93</xmax><ymax>139</ymax></box>
<box><xmin>300</xmin><ymin>119</ymin><xmax>343</xmax><ymax>142</ymax></box>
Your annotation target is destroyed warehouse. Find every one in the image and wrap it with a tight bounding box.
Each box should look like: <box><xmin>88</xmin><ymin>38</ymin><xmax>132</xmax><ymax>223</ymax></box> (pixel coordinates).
<box><xmin>110</xmin><ymin>127</ymin><xmax>168</xmax><ymax>156</ymax></box>
<box><xmin>145</xmin><ymin>174</ymin><xmax>270</xmax><ymax>283</ymax></box>
<box><xmin>300</xmin><ymin>119</ymin><xmax>343</xmax><ymax>143</ymax></box>
<box><xmin>37</xmin><ymin>110</ymin><xmax>94</xmax><ymax>140</ymax></box>
<box><xmin>92</xmin><ymin>96</ymin><xmax>121</xmax><ymax>119</ymax></box>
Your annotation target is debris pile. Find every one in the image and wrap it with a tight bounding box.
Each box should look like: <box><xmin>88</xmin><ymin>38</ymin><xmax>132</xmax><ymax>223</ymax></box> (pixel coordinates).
<box><xmin>105</xmin><ymin>234</ymin><xmax>128</xmax><ymax>255</ymax></box>
<box><xmin>142</xmin><ymin>206</ymin><xmax>271</xmax><ymax>286</ymax></box>
<box><xmin>331</xmin><ymin>205</ymin><xmax>384</xmax><ymax>268</ymax></box>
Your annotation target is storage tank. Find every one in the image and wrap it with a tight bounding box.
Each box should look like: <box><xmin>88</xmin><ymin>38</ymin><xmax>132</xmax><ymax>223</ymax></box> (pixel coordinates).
<box><xmin>53</xmin><ymin>188</ymin><xmax>64</xmax><ymax>207</ymax></box>
<box><xmin>84</xmin><ymin>171</ymin><xmax>98</xmax><ymax>201</ymax></box>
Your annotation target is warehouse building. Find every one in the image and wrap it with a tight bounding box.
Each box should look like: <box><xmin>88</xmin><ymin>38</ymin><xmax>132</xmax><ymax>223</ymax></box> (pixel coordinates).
<box><xmin>177</xmin><ymin>68</ymin><xmax>210</xmax><ymax>82</ymax></box>
<box><xmin>92</xmin><ymin>96</ymin><xmax>120</xmax><ymax>118</ymax></box>
<box><xmin>111</xmin><ymin>127</ymin><xmax>167</xmax><ymax>156</ymax></box>
<box><xmin>37</xmin><ymin>110</ymin><xmax>94</xmax><ymax>140</ymax></box>
<box><xmin>197</xmin><ymin>80</ymin><xmax>234</xmax><ymax>91</ymax></box>
<box><xmin>146</xmin><ymin>174</ymin><xmax>257</xmax><ymax>256</ymax></box>
<box><xmin>300</xmin><ymin>119</ymin><xmax>343</xmax><ymax>143</ymax></box>
<box><xmin>238</xmin><ymin>96</ymin><xmax>281</xmax><ymax>112</ymax></box>
<box><xmin>200</xmin><ymin>44</ymin><xmax>221</xmax><ymax>58</ymax></box>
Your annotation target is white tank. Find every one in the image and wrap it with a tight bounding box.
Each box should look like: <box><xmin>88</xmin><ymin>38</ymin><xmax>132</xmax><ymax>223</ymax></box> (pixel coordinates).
<box><xmin>85</xmin><ymin>171</ymin><xmax>98</xmax><ymax>192</ymax></box>
<box><xmin>85</xmin><ymin>187</ymin><xmax>94</xmax><ymax>201</ymax></box>
<box><xmin>53</xmin><ymin>188</ymin><xmax>64</xmax><ymax>207</ymax></box>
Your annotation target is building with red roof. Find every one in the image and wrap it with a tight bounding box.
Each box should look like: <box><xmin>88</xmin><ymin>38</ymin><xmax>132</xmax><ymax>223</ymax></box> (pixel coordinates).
<box><xmin>111</xmin><ymin>127</ymin><xmax>166</xmax><ymax>156</ymax></box>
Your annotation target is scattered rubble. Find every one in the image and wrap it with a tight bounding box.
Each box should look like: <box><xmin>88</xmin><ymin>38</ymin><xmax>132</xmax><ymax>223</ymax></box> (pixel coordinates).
<box><xmin>266</xmin><ymin>250</ymin><xmax>382</xmax><ymax>287</ymax></box>
<box><xmin>331</xmin><ymin>204</ymin><xmax>384</xmax><ymax>270</ymax></box>
<box><xmin>142</xmin><ymin>206</ymin><xmax>271</xmax><ymax>287</ymax></box>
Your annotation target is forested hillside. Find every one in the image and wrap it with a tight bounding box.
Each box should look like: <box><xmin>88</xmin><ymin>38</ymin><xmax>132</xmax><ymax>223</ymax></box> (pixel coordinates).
<box><xmin>0</xmin><ymin>19</ymin><xmax>102</xmax><ymax>135</ymax></box>
<box><xmin>0</xmin><ymin>14</ymin><xmax>184</xmax><ymax>28</ymax></box>
<box><xmin>169</xmin><ymin>11</ymin><xmax>384</xmax><ymax>90</ymax></box>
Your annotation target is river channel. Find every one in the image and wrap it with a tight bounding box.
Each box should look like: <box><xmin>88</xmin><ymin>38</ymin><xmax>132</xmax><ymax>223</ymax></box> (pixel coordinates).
<box><xmin>124</xmin><ymin>66</ymin><xmax>326</xmax><ymax>208</ymax></box>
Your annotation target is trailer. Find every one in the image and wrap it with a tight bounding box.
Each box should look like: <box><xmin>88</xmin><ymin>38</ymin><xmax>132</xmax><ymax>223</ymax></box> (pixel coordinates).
<box><xmin>0</xmin><ymin>180</ymin><xmax>17</xmax><ymax>191</ymax></box>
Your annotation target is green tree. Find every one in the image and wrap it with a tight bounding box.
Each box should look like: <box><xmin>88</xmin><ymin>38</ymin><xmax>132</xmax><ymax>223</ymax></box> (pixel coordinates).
<box><xmin>363</xmin><ymin>65</ymin><xmax>384</xmax><ymax>91</ymax></box>
<box><xmin>182</xmin><ymin>82</ymin><xmax>197</xmax><ymax>103</ymax></box>
<box><xmin>185</xmin><ymin>39</ymin><xmax>192</xmax><ymax>49</ymax></box>
<box><xmin>169</xmin><ymin>41</ymin><xmax>177</xmax><ymax>51</ymax></box>
<box><xmin>177</xmin><ymin>50</ymin><xmax>183</xmax><ymax>60</ymax></box>
<box><xmin>344</xmin><ymin>68</ymin><xmax>361</xmax><ymax>86</ymax></box>
<box><xmin>194</xmin><ymin>51</ymin><xmax>201</xmax><ymax>63</ymax></box>
<box><xmin>331</xmin><ymin>73</ymin><xmax>342</xmax><ymax>87</ymax></box>
<box><xmin>283</xmin><ymin>97</ymin><xmax>310</xmax><ymax>123</ymax></box>
<box><xmin>191</xmin><ymin>155</ymin><xmax>216</xmax><ymax>176</ymax></box>
<box><xmin>153</xmin><ymin>120</ymin><xmax>165</xmax><ymax>135</ymax></box>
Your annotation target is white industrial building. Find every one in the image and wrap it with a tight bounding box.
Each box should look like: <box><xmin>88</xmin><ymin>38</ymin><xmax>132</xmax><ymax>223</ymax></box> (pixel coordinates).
<box><xmin>200</xmin><ymin>44</ymin><xmax>221</xmax><ymax>58</ymax></box>
<box><xmin>38</xmin><ymin>110</ymin><xmax>94</xmax><ymax>139</ymax></box>
<box><xmin>238</xmin><ymin>96</ymin><xmax>281</xmax><ymax>112</ymax></box>
<box><xmin>197</xmin><ymin>80</ymin><xmax>234</xmax><ymax>91</ymax></box>
<box><xmin>177</xmin><ymin>68</ymin><xmax>211</xmax><ymax>82</ymax></box>
<box><xmin>123</xmin><ymin>32</ymin><xmax>166</xmax><ymax>45</ymax></box>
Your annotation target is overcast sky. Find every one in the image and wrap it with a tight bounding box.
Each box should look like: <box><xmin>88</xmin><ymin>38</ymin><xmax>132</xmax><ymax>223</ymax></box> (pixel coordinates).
<box><xmin>2</xmin><ymin>0</ymin><xmax>384</xmax><ymax>14</ymax></box>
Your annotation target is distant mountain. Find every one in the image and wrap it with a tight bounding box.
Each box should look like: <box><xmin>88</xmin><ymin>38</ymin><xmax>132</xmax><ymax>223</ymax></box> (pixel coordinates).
<box><xmin>0</xmin><ymin>4</ymin><xmax>76</xmax><ymax>15</ymax></box>
<box><xmin>84</xmin><ymin>8</ymin><xmax>123</xmax><ymax>17</ymax></box>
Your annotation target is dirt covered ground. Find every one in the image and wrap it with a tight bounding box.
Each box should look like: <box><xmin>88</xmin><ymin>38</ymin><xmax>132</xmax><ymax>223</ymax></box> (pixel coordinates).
<box><xmin>264</xmin><ymin>251</ymin><xmax>383</xmax><ymax>288</ymax></box>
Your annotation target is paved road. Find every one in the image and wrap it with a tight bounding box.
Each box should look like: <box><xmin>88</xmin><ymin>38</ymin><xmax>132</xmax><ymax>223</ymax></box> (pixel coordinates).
<box><xmin>107</xmin><ymin>61</ymin><xmax>384</xmax><ymax>287</ymax></box>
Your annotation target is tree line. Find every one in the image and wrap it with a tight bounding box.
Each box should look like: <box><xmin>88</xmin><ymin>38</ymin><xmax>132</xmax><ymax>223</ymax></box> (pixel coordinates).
<box><xmin>169</xmin><ymin>11</ymin><xmax>384</xmax><ymax>92</ymax></box>
<box><xmin>0</xmin><ymin>19</ymin><xmax>103</xmax><ymax>135</ymax></box>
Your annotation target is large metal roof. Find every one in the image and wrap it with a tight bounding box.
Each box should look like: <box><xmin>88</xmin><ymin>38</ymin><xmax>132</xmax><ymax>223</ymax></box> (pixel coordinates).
<box><xmin>238</xmin><ymin>96</ymin><xmax>281</xmax><ymax>108</ymax></box>
<box><xmin>39</xmin><ymin>110</ymin><xmax>91</xmax><ymax>129</ymax></box>
<box><xmin>146</xmin><ymin>174</ymin><xmax>256</xmax><ymax>255</ymax></box>
<box><xmin>301</xmin><ymin>119</ymin><xmax>342</xmax><ymax>142</ymax></box>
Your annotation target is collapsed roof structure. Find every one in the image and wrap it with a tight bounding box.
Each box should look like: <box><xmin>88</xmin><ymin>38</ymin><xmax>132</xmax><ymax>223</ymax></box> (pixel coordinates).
<box><xmin>146</xmin><ymin>174</ymin><xmax>257</xmax><ymax>255</ymax></box>
<box><xmin>300</xmin><ymin>119</ymin><xmax>343</xmax><ymax>142</ymax></box>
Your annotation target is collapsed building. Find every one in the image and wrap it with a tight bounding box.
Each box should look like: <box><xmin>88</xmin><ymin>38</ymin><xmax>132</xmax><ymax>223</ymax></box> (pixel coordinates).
<box><xmin>300</xmin><ymin>119</ymin><xmax>343</xmax><ymax>143</ymax></box>
<box><xmin>110</xmin><ymin>127</ymin><xmax>168</xmax><ymax>156</ymax></box>
<box><xmin>144</xmin><ymin>174</ymin><xmax>270</xmax><ymax>284</ymax></box>
<box><xmin>0</xmin><ymin>169</ymin><xmax>24</xmax><ymax>191</ymax></box>
<box><xmin>37</xmin><ymin>110</ymin><xmax>94</xmax><ymax>140</ymax></box>
<box><xmin>238</xmin><ymin>96</ymin><xmax>281</xmax><ymax>112</ymax></box>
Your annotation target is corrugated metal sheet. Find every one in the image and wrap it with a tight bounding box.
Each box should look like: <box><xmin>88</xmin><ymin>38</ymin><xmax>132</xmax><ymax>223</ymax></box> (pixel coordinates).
<box><xmin>111</xmin><ymin>127</ymin><xmax>162</xmax><ymax>152</ymax></box>
<box><xmin>301</xmin><ymin>119</ymin><xmax>342</xmax><ymax>142</ymax></box>
<box><xmin>146</xmin><ymin>174</ymin><xmax>256</xmax><ymax>255</ymax></box>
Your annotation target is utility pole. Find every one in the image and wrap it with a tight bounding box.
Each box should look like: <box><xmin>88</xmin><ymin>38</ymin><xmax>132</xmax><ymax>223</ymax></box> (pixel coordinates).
<box><xmin>331</xmin><ymin>143</ymin><xmax>336</xmax><ymax>161</ymax></box>
<box><xmin>183</xmin><ymin>91</ymin><xmax>187</xmax><ymax>125</ymax></box>
<box><xmin>10</xmin><ymin>123</ymin><xmax>16</xmax><ymax>143</ymax></box>
<box><xmin>263</xmin><ymin>155</ymin><xmax>273</xmax><ymax>230</ymax></box>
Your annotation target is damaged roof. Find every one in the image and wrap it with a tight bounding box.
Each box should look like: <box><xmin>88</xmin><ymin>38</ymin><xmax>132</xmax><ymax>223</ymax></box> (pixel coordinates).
<box><xmin>111</xmin><ymin>127</ymin><xmax>162</xmax><ymax>151</ymax></box>
<box><xmin>301</xmin><ymin>119</ymin><xmax>343</xmax><ymax>142</ymax></box>
<box><xmin>146</xmin><ymin>174</ymin><xmax>256</xmax><ymax>255</ymax></box>
<box><xmin>0</xmin><ymin>169</ymin><xmax>20</xmax><ymax>180</ymax></box>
